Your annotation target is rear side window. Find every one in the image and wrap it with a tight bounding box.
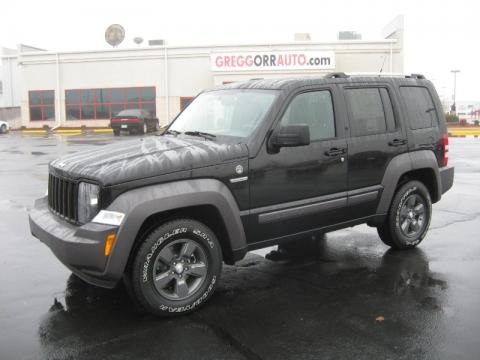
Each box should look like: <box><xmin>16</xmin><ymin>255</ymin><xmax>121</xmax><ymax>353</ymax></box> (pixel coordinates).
<box><xmin>400</xmin><ymin>86</ymin><xmax>438</xmax><ymax>129</ymax></box>
<box><xmin>345</xmin><ymin>88</ymin><xmax>386</xmax><ymax>136</ymax></box>
<box><xmin>280</xmin><ymin>90</ymin><xmax>335</xmax><ymax>141</ymax></box>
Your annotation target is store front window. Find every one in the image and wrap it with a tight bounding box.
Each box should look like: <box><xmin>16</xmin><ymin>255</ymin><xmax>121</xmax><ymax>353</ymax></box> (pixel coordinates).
<box><xmin>65</xmin><ymin>86</ymin><xmax>156</xmax><ymax>120</ymax></box>
<box><xmin>29</xmin><ymin>90</ymin><xmax>55</xmax><ymax>121</ymax></box>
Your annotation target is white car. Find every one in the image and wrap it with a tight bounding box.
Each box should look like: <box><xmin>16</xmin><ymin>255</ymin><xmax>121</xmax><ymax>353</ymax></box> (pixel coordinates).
<box><xmin>0</xmin><ymin>121</ymin><xmax>9</xmax><ymax>134</ymax></box>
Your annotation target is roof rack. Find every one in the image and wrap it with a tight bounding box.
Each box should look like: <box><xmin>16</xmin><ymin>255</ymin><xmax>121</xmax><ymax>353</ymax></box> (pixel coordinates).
<box><xmin>324</xmin><ymin>72</ymin><xmax>427</xmax><ymax>80</ymax></box>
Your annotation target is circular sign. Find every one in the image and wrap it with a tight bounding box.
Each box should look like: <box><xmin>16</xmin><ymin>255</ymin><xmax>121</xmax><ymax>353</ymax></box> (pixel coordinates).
<box><xmin>105</xmin><ymin>24</ymin><xmax>125</xmax><ymax>47</ymax></box>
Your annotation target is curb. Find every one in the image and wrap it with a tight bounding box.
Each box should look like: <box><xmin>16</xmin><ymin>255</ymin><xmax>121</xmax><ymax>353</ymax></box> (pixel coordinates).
<box><xmin>18</xmin><ymin>129</ymin><xmax>113</xmax><ymax>135</ymax></box>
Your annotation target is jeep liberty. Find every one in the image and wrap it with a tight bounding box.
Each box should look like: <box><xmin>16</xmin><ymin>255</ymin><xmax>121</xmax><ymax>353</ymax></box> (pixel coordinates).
<box><xmin>29</xmin><ymin>73</ymin><xmax>454</xmax><ymax>316</ymax></box>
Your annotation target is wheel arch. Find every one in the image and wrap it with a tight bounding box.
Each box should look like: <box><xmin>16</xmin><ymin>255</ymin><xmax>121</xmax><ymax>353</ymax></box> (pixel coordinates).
<box><xmin>376</xmin><ymin>151</ymin><xmax>441</xmax><ymax>215</ymax></box>
<box><xmin>103</xmin><ymin>179</ymin><xmax>247</xmax><ymax>281</ymax></box>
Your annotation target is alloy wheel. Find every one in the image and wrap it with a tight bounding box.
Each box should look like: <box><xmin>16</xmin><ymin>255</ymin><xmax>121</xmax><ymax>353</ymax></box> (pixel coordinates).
<box><xmin>399</xmin><ymin>194</ymin><xmax>426</xmax><ymax>237</ymax></box>
<box><xmin>152</xmin><ymin>239</ymin><xmax>208</xmax><ymax>300</ymax></box>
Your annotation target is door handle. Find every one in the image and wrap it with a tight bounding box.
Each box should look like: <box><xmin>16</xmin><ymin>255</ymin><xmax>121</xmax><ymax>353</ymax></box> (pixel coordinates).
<box><xmin>325</xmin><ymin>147</ymin><xmax>346</xmax><ymax>157</ymax></box>
<box><xmin>388</xmin><ymin>138</ymin><xmax>407</xmax><ymax>147</ymax></box>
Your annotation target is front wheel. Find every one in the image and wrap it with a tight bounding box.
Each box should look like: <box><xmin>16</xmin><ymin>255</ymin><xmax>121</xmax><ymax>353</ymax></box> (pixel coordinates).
<box><xmin>377</xmin><ymin>180</ymin><xmax>432</xmax><ymax>249</ymax></box>
<box><xmin>131</xmin><ymin>219</ymin><xmax>222</xmax><ymax>316</ymax></box>
<box><xmin>0</xmin><ymin>124</ymin><xmax>6</xmax><ymax>134</ymax></box>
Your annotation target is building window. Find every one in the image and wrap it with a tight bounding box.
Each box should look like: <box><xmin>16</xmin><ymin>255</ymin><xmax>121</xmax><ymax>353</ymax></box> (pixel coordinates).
<box><xmin>29</xmin><ymin>90</ymin><xmax>55</xmax><ymax>121</ymax></box>
<box><xmin>180</xmin><ymin>97</ymin><xmax>194</xmax><ymax>111</ymax></box>
<box><xmin>65</xmin><ymin>87</ymin><xmax>156</xmax><ymax>120</ymax></box>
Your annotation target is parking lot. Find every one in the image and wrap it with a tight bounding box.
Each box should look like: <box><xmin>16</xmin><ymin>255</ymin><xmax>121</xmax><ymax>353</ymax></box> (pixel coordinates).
<box><xmin>1</xmin><ymin>132</ymin><xmax>479</xmax><ymax>360</ymax></box>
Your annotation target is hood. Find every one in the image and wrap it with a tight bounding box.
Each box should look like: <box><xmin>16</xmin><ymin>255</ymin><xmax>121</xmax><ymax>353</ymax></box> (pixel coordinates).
<box><xmin>49</xmin><ymin>135</ymin><xmax>249</xmax><ymax>185</ymax></box>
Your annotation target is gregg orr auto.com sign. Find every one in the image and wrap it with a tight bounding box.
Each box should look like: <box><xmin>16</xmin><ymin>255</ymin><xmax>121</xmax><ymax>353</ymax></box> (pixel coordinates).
<box><xmin>211</xmin><ymin>51</ymin><xmax>335</xmax><ymax>72</ymax></box>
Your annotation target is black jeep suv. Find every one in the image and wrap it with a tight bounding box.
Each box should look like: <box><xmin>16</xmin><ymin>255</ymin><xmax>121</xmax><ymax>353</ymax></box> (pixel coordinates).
<box><xmin>29</xmin><ymin>73</ymin><xmax>454</xmax><ymax>316</ymax></box>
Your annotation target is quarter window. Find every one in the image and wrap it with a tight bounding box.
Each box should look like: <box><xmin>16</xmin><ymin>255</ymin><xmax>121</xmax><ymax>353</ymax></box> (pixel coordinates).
<box><xmin>345</xmin><ymin>88</ymin><xmax>386</xmax><ymax>136</ymax></box>
<box><xmin>280</xmin><ymin>91</ymin><xmax>335</xmax><ymax>141</ymax></box>
<box><xmin>65</xmin><ymin>87</ymin><xmax>156</xmax><ymax>120</ymax></box>
<box><xmin>400</xmin><ymin>86</ymin><xmax>438</xmax><ymax>129</ymax></box>
<box><xmin>29</xmin><ymin>90</ymin><xmax>55</xmax><ymax>121</ymax></box>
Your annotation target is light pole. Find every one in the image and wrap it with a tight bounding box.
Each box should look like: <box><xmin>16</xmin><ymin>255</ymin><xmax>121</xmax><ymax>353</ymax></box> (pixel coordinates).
<box><xmin>451</xmin><ymin>70</ymin><xmax>460</xmax><ymax>113</ymax></box>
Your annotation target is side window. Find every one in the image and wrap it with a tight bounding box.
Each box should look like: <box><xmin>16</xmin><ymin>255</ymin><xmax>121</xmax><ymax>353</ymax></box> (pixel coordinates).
<box><xmin>400</xmin><ymin>86</ymin><xmax>439</xmax><ymax>130</ymax></box>
<box><xmin>280</xmin><ymin>91</ymin><xmax>335</xmax><ymax>141</ymax></box>
<box><xmin>345</xmin><ymin>88</ymin><xmax>386</xmax><ymax>136</ymax></box>
<box><xmin>380</xmin><ymin>88</ymin><xmax>396</xmax><ymax>131</ymax></box>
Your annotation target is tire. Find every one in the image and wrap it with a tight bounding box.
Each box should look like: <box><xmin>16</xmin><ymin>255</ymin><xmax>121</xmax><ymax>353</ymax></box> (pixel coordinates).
<box><xmin>113</xmin><ymin>130</ymin><xmax>120</xmax><ymax>136</ymax></box>
<box><xmin>0</xmin><ymin>124</ymin><xmax>6</xmax><ymax>134</ymax></box>
<box><xmin>131</xmin><ymin>219</ymin><xmax>222</xmax><ymax>316</ymax></box>
<box><xmin>377</xmin><ymin>180</ymin><xmax>432</xmax><ymax>249</ymax></box>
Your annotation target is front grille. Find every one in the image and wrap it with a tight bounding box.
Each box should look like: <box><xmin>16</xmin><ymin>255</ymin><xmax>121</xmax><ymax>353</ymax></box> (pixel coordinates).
<box><xmin>48</xmin><ymin>174</ymin><xmax>78</xmax><ymax>223</ymax></box>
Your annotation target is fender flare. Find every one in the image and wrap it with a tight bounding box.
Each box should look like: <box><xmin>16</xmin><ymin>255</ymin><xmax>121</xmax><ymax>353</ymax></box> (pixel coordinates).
<box><xmin>102</xmin><ymin>179</ymin><xmax>247</xmax><ymax>281</ymax></box>
<box><xmin>376</xmin><ymin>151</ymin><xmax>441</xmax><ymax>214</ymax></box>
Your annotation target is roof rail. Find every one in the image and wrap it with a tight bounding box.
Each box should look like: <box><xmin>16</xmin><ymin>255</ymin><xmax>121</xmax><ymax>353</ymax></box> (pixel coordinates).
<box><xmin>406</xmin><ymin>73</ymin><xmax>426</xmax><ymax>80</ymax></box>
<box><xmin>341</xmin><ymin>72</ymin><xmax>427</xmax><ymax>80</ymax></box>
<box><xmin>324</xmin><ymin>72</ymin><xmax>349</xmax><ymax>79</ymax></box>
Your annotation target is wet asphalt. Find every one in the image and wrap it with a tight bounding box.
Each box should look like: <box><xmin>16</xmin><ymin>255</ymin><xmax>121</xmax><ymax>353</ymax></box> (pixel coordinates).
<box><xmin>0</xmin><ymin>132</ymin><xmax>479</xmax><ymax>360</ymax></box>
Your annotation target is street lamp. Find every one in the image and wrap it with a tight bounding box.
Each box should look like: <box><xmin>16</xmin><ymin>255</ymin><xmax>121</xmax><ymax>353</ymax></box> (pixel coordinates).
<box><xmin>451</xmin><ymin>70</ymin><xmax>460</xmax><ymax>113</ymax></box>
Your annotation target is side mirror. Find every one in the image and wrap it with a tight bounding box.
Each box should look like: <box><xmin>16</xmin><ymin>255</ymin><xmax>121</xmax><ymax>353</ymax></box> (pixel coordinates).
<box><xmin>269</xmin><ymin>124</ymin><xmax>310</xmax><ymax>150</ymax></box>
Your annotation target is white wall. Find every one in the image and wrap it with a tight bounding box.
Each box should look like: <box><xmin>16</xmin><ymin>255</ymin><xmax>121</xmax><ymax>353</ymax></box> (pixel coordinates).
<box><xmin>0</xmin><ymin>55</ymin><xmax>21</xmax><ymax>108</ymax></box>
<box><xmin>18</xmin><ymin>37</ymin><xmax>403</xmax><ymax>128</ymax></box>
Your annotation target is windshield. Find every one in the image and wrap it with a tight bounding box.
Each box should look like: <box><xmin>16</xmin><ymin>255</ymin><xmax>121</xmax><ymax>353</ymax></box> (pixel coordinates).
<box><xmin>117</xmin><ymin>109</ymin><xmax>142</xmax><ymax>117</ymax></box>
<box><xmin>169</xmin><ymin>89</ymin><xmax>277</xmax><ymax>138</ymax></box>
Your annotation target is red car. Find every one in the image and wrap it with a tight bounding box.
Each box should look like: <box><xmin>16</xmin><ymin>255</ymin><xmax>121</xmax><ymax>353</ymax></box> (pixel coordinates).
<box><xmin>110</xmin><ymin>109</ymin><xmax>159</xmax><ymax>136</ymax></box>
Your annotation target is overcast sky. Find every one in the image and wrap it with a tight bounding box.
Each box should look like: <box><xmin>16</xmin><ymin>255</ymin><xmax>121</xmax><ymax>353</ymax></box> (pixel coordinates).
<box><xmin>1</xmin><ymin>0</ymin><xmax>478</xmax><ymax>103</ymax></box>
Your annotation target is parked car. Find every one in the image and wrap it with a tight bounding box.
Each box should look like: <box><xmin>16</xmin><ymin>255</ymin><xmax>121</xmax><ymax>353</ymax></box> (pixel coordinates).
<box><xmin>0</xmin><ymin>121</ymin><xmax>10</xmax><ymax>134</ymax></box>
<box><xmin>110</xmin><ymin>109</ymin><xmax>159</xmax><ymax>136</ymax></box>
<box><xmin>29</xmin><ymin>73</ymin><xmax>454</xmax><ymax>316</ymax></box>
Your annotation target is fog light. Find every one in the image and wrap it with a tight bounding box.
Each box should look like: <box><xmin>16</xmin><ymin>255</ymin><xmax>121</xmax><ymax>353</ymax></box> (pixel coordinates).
<box><xmin>104</xmin><ymin>233</ymin><xmax>116</xmax><ymax>257</ymax></box>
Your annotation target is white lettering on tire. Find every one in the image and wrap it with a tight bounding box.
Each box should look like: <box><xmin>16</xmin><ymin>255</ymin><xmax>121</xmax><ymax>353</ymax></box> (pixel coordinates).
<box><xmin>158</xmin><ymin>275</ymin><xmax>217</xmax><ymax>313</ymax></box>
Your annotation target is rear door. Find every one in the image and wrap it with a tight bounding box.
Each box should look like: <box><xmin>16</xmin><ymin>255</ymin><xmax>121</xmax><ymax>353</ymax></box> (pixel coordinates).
<box><xmin>342</xmin><ymin>84</ymin><xmax>408</xmax><ymax>217</ymax></box>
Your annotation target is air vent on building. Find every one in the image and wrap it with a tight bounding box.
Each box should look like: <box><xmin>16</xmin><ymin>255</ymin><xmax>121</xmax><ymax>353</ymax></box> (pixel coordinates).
<box><xmin>148</xmin><ymin>39</ymin><xmax>165</xmax><ymax>46</ymax></box>
<box><xmin>338</xmin><ymin>31</ymin><xmax>362</xmax><ymax>40</ymax></box>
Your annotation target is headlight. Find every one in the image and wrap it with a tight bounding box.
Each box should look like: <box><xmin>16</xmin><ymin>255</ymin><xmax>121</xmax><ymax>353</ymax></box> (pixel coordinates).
<box><xmin>78</xmin><ymin>182</ymin><xmax>100</xmax><ymax>223</ymax></box>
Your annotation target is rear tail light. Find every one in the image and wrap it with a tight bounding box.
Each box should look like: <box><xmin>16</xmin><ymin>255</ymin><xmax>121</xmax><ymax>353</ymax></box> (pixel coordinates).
<box><xmin>441</xmin><ymin>133</ymin><xmax>449</xmax><ymax>166</ymax></box>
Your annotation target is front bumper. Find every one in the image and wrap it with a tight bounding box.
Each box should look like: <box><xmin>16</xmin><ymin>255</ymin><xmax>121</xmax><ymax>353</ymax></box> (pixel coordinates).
<box><xmin>29</xmin><ymin>197</ymin><xmax>120</xmax><ymax>288</ymax></box>
<box><xmin>439</xmin><ymin>166</ymin><xmax>454</xmax><ymax>194</ymax></box>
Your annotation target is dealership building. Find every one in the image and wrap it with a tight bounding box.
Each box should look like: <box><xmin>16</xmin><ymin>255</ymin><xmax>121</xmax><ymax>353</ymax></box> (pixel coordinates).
<box><xmin>0</xmin><ymin>16</ymin><xmax>404</xmax><ymax>129</ymax></box>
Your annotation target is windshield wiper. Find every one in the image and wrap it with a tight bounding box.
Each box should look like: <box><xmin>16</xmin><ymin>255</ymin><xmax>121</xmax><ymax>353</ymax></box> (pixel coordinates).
<box><xmin>162</xmin><ymin>129</ymin><xmax>182</xmax><ymax>136</ymax></box>
<box><xmin>184</xmin><ymin>131</ymin><xmax>217</xmax><ymax>139</ymax></box>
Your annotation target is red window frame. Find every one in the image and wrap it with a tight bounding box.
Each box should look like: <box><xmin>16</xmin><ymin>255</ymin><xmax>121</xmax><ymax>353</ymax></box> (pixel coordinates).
<box><xmin>65</xmin><ymin>86</ymin><xmax>156</xmax><ymax>120</ymax></box>
<box><xmin>180</xmin><ymin>97</ymin><xmax>194</xmax><ymax>111</ymax></box>
<box><xmin>29</xmin><ymin>90</ymin><xmax>55</xmax><ymax>121</ymax></box>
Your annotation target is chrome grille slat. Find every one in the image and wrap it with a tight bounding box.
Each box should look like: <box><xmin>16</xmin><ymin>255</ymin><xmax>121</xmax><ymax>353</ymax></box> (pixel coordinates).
<box><xmin>48</xmin><ymin>174</ymin><xmax>78</xmax><ymax>223</ymax></box>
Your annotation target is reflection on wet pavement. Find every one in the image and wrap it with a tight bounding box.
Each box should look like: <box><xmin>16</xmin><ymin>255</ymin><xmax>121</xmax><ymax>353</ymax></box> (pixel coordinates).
<box><xmin>35</xmin><ymin>237</ymin><xmax>450</xmax><ymax>360</ymax></box>
<box><xmin>1</xmin><ymin>134</ymin><xmax>480</xmax><ymax>360</ymax></box>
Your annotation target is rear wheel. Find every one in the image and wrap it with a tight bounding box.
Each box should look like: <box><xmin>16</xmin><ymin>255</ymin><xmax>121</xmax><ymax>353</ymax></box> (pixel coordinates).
<box><xmin>0</xmin><ymin>124</ymin><xmax>6</xmax><ymax>134</ymax></box>
<box><xmin>377</xmin><ymin>180</ymin><xmax>432</xmax><ymax>249</ymax></box>
<box><xmin>131</xmin><ymin>219</ymin><xmax>222</xmax><ymax>316</ymax></box>
<box><xmin>113</xmin><ymin>129</ymin><xmax>120</xmax><ymax>136</ymax></box>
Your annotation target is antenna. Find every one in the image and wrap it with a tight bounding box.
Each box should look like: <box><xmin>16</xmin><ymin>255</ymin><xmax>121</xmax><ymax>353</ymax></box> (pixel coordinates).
<box><xmin>379</xmin><ymin>55</ymin><xmax>386</xmax><ymax>73</ymax></box>
<box><xmin>105</xmin><ymin>24</ymin><xmax>125</xmax><ymax>47</ymax></box>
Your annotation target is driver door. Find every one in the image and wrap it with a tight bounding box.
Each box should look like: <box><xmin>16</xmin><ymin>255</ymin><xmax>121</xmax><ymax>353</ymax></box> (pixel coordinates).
<box><xmin>245</xmin><ymin>86</ymin><xmax>349</xmax><ymax>244</ymax></box>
